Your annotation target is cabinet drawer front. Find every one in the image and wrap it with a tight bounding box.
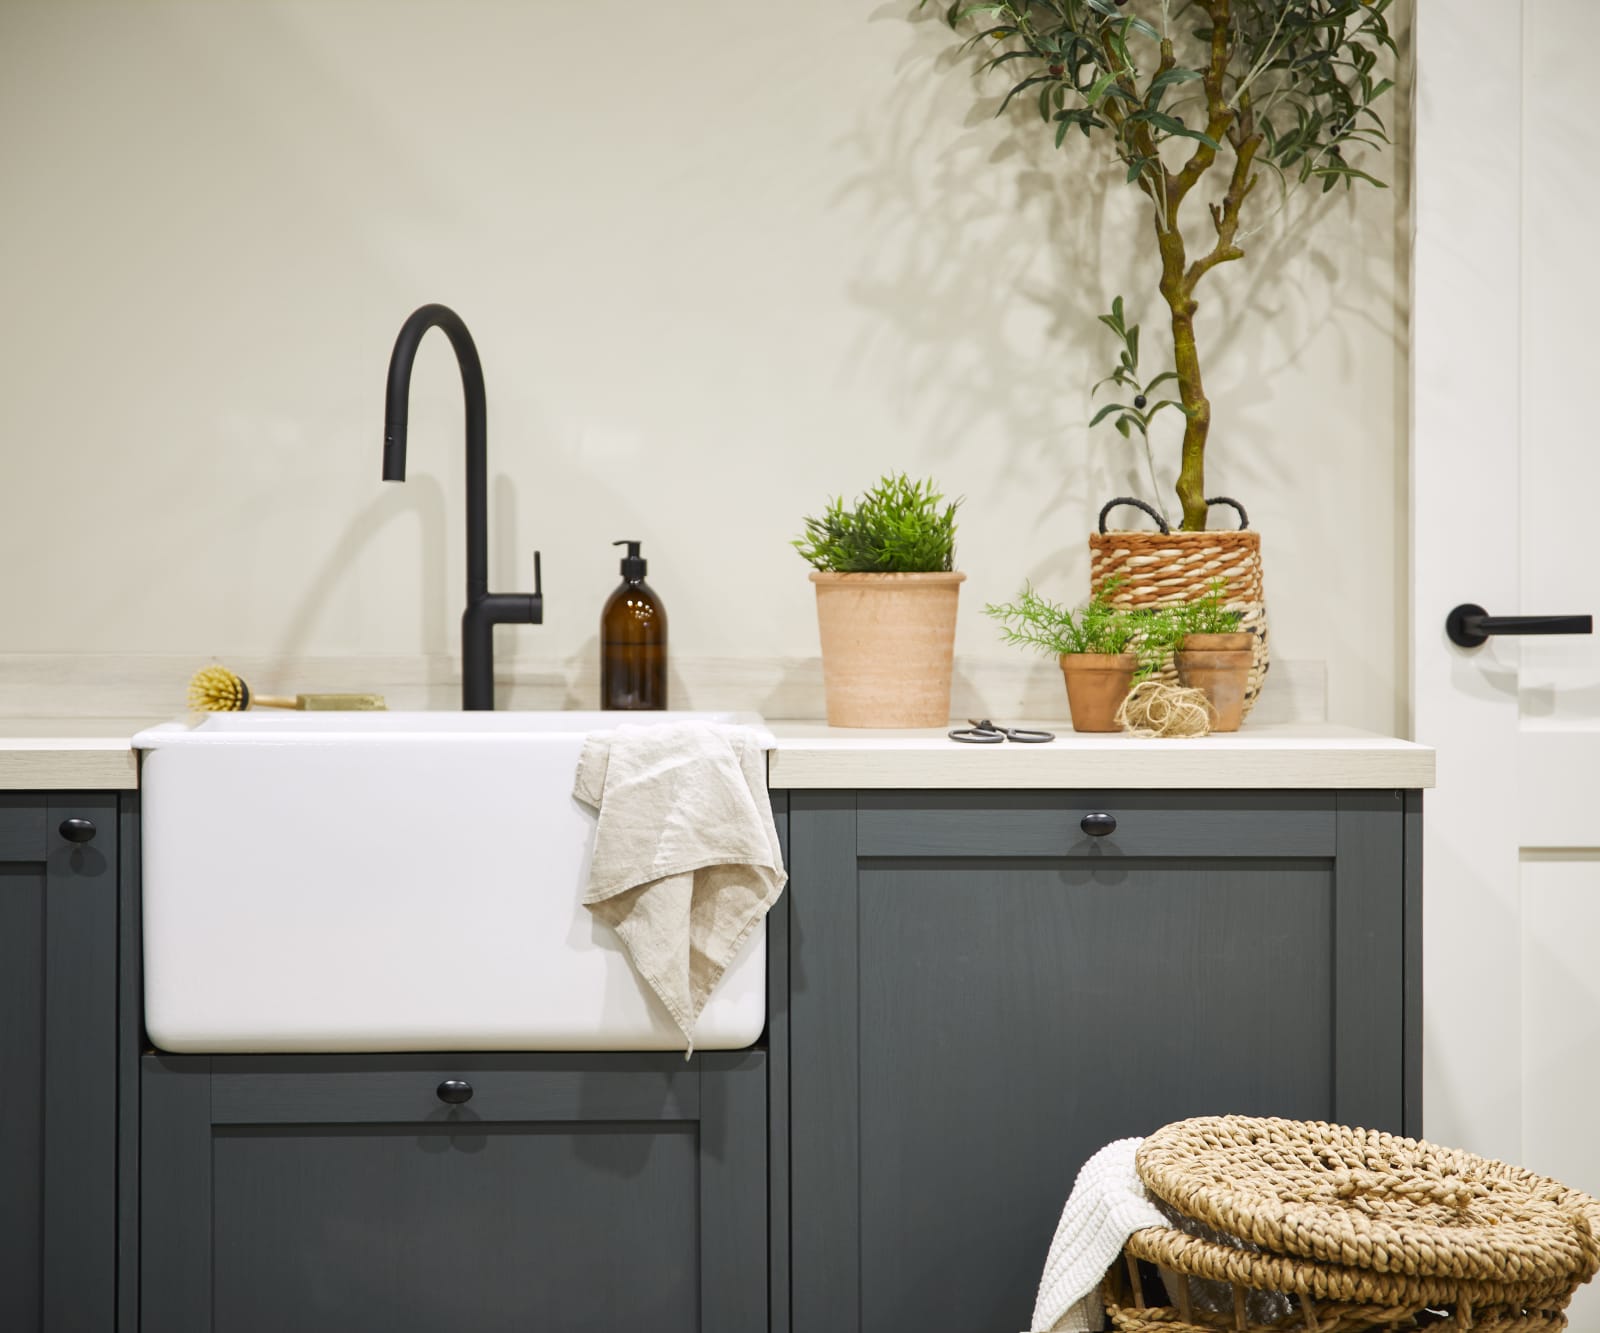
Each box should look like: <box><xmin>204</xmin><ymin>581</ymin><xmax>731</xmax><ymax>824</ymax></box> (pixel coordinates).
<box><xmin>207</xmin><ymin>1055</ymin><xmax>700</xmax><ymax>1125</ymax></box>
<box><xmin>857</xmin><ymin>790</ymin><xmax>1337</xmax><ymax>858</ymax></box>
<box><xmin>145</xmin><ymin>1051</ymin><xmax>768</xmax><ymax>1333</ymax></box>
<box><xmin>0</xmin><ymin>796</ymin><xmax>46</xmax><ymax>862</ymax></box>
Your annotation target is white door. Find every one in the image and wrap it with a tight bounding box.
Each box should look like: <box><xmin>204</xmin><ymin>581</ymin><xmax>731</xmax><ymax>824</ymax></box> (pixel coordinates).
<box><xmin>1414</xmin><ymin>1</ymin><xmax>1600</xmax><ymax>1323</ymax></box>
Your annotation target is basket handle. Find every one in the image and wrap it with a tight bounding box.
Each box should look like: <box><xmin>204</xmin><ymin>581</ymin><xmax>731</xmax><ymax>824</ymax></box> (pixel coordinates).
<box><xmin>1205</xmin><ymin>496</ymin><xmax>1250</xmax><ymax>530</ymax></box>
<box><xmin>1098</xmin><ymin>496</ymin><xmax>1250</xmax><ymax>533</ymax></box>
<box><xmin>1097</xmin><ymin>497</ymin><xmax>1170</xmax><ymax>535</ymax></box>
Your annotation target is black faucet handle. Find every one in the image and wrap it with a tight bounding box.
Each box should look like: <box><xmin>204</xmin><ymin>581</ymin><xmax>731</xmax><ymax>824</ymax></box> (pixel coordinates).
<box><xmin>527</xmin><ymin>551</ymin><xmax>544</xmax><ymax>625</ymax></box>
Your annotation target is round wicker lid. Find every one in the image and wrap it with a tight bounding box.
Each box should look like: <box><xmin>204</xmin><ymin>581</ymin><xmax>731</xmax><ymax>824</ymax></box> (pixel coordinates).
<box><xmin>1136</xmin><ymin>1117</ymin><xmax>1600</xmax><ymax>1285</ymax></box>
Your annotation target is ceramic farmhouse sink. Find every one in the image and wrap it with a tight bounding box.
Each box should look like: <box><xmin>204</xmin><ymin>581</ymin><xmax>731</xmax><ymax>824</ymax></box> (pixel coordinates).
<box><xmin>134</xmin><ymin>711</ymin><xmax>769</xmax><ymax>1053</ymax></box>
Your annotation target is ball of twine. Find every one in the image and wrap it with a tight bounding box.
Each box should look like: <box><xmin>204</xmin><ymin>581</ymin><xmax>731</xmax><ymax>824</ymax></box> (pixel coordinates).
<box><xmin>1116</xmin><ymin>678</ymin><xmax>1215</xmax><ymax>738</ymax></box>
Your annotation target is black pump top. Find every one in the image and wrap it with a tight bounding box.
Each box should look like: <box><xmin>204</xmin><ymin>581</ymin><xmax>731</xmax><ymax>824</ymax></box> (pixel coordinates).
<box><xmin>614</xmin><ymin>540</ymin><xmax>647</xmax><ymax>580</ymax></box>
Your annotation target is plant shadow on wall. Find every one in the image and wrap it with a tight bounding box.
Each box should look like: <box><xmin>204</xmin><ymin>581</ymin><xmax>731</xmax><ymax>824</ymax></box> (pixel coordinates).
<box><xmin>841</xmin><ymin>1</ymin><xmax>1402</xmax><ymax>554</ymax></box>
<box><xmin>841</xmin><ymin>2</ymin><xmax>1123</xmax><ymax>577</ymax></box>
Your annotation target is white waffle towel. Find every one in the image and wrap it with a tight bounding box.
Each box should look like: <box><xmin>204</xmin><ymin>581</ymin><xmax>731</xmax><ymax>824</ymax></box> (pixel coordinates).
<box><xmin>1028</xmin><ymin>1137</ymin><xmax>1168</xmax><ymax>1333</ymax></box>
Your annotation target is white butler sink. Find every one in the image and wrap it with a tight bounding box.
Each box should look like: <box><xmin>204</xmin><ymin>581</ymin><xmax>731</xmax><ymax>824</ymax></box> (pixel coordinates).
<box><xmin>134</xmin><ymin>711</ymin><xmax>770</xmax><ymax>1053</ymax></box>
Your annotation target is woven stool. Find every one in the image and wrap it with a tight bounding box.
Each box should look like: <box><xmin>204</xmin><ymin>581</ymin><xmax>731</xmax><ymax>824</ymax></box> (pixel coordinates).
<box><xmin>1099</xmin><ymin>1117</ymin><xmax>1600</xmax><ymax>1333</ymax></box>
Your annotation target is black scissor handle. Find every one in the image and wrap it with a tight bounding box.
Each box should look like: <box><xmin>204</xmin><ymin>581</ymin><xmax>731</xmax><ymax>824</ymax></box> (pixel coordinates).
<box><xmin>948</xmin><ymin>720</ymin><xmax>1055</xmax><ymax>745</ymax></box>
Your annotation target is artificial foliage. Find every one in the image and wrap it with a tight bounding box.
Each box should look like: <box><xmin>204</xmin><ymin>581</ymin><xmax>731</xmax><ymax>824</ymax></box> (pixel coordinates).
<box><xmin>986</xmin><ymin>579</ymin><xmax>1242</xmax><ymax>674</ymax></box>
<box><xmin>986</xmin><ymin>582</ymin><xmax>1146</xmax><ymax>661</ymax></box>
<box><xmin>1121</xmin><ymin>577</ymin><xmax>1246</xmax><ymax>662</ymax></box>
<box><xmin>1092</xmin><ymin>296</ymin><xmax>1184</xmax><ymax>528</ymax></box>
<box><xmin>794</xmin><ymin>473</ymin><xmax>961</xmax><ymax>573</ymax></box>
<box><xmin>1172</xmin><ymin>578</ymin><xmax>1245</xmax><ymax>636</ymax></box>
<box><xmin>930</xmin><ymin>0</ymin><xmax>1397</xmax><ymax>530</ymax></box>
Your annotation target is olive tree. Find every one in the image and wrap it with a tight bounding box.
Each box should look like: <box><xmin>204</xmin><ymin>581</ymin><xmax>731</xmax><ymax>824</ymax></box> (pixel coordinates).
<box><xmin>930</xmin><ymin>0</ymin><xmax>1397</xmax><ymax>530</ymax></box>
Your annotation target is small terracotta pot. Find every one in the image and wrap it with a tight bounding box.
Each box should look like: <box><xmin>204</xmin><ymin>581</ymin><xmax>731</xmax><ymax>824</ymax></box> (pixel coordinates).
<box><xmin>1176</xmin><ymin>635</ymin><xmax>1254</xmax><ymax>732</ymax></box>
<box><xmin>1058</xmin><ymin>653</ymin><xmax>1137</xmax><ymax>733</ymax></box>
<box><xmin>1182</xmin><ymin>632</ymin><xmax>1255</xmax><ymax>653</ymax></box>
<box><xmin>811</xmin><ymin>571</ymin><xmax>966</xmax><ymax>728</ymax></box>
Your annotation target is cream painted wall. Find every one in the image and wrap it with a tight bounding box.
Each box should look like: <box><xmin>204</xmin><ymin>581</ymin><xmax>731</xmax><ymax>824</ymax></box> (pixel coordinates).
<box><xmin>0</xmin><ymin>1</ymin><xmax>1411</xmax><ymax>729</ymax></box>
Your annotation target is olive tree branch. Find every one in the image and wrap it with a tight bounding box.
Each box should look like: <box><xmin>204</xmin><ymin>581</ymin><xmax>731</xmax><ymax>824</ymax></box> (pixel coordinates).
<box><xmin>1229</xmin><ymin>1</ymin><xmax>1292</xmax><ymax>106</ymax></box>
<box><xmin>1164</xmin><ymin>0</ymin><xmax>1236</xmax><ymax>218</ymax></box>
<box><xmin>1185</xmin><ymin>97</ymin><xmax>1262</xmax><ymax>292</ymax></box>
<box><xmin>1092</xmin><ymin>27</ymin><xmax>1172</xmax><ymax>227</ymax></box>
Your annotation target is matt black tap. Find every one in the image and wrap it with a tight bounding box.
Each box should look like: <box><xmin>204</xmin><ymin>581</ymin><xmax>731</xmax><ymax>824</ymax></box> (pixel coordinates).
<box><xmin>382</xmin><ymin>304</ymin><xmax>543</xmax><ymax>710</ymax></box>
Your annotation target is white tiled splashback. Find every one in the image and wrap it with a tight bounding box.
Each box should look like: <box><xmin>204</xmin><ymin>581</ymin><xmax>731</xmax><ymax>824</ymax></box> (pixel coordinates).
<box><xmin>0</xmin><ymin>651</ymin><xmax>1326</xmax><ymax>724</ymax></box>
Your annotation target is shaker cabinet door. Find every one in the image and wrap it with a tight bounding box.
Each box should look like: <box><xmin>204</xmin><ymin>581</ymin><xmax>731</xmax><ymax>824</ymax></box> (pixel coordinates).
<box><xmin>141</xmin><ymin>1051</ymin><xmax>767</xmax><ymax>1333</ymax></box>
<box><xmin>0</xmin><ymin>793</ymin><xmax>119</xmax><ymax>1333</ymax></box>
<box><xmin>787</xmin><ymin>789</ymin><xmax>1416</xmax><ymax>1333</ymax></box>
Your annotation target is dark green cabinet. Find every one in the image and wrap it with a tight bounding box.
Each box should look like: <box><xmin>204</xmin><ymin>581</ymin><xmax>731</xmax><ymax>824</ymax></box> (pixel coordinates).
<box><xmin>140</xmin><ymin>1052</ymin><xmax>768</xmax><ymax>1333</ymax></box>
<box><xmin>0</xmin><ymin>792</ymin><xmax>123</xmax><ymax>1333</ymax></box>
<box><xmin>783</xmin><ymin>788</ymin><xmax>1422</xmax><ymax>1333</ymax></box>
<box><xmin>9</xmin><ymin>777</ymin><xmax>1422</xmax><ymax>1333</ymax></box>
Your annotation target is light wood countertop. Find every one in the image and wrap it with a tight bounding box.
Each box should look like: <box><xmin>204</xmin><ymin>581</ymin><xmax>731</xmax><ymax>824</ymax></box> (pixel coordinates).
<box><xmin>0</xmin><ymin>717</ymin><xmax>155</xmax><ymax>790</ymax></box>
<box><xmin>762</xmin><ymin>721</ymin><xmax>1434</xmax><ymax>789</ymax></box>
<box><xmin>0</xmin><ymin>717</ymin><xmax>1433</xmax><ymax>792</ymax></box>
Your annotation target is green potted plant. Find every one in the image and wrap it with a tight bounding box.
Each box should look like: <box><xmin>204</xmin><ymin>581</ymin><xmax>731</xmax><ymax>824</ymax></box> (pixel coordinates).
<box><xmin>929</xmin><ymin>1</ymin><xmax>1395</xmax><ymax>719</ymax></box>
<box><xmin>795</xmin><ymin>474</ymin><xmax>965</xmax><ymax>728</ymax></box>
<box><xmin>929</xmin><ymin>0</ymin><xmax>1396</xmax><ymax>532</ymax></box>
<box><xmin>1169</xmin><ymin>580</ymin><xmax>1252</xmax><ymax>730</ymax></box>
<box><xmin>985</xmin><ymin>583</ymin><xmax>1148</xmax><ymax>731</ymax></box>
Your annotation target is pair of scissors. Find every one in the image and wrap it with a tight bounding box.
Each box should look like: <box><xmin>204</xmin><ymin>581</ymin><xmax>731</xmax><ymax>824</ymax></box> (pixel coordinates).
<box><xmin>947</xmin><ymin>719</ymin><xmax>1056</xmax><ymax>744</ymax></box>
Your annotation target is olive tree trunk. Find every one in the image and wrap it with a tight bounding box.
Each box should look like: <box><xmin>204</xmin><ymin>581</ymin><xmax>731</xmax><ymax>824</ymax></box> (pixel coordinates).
<box><xmin>1158</xmin><ymin>230</ymin><xmax>1213</xmax><ymax>531</ymax></box>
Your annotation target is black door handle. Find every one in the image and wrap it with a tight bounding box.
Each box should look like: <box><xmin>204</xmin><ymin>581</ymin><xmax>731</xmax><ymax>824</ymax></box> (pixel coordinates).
<box><xmin>58</xmin><ymin>818</ymin><xmax>97</xmax><ymax>844</ymax></box>
<box><xmin>1080</xmin><ymin>812</ymin><xmax>1117</xmax><ymax>837</ymax></box>
<box><xmin>436</xmin><ymin>1079</ymin><xmax>474</xmax><ymax>1105</ymax></box>
<box><xmin>1447</xmin><ymin>604</ymin><xmax>1593</xmax><ymax>648</ymax></box>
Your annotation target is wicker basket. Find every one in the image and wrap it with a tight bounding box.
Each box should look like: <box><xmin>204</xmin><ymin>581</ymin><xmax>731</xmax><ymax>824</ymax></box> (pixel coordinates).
<box><xmin>1100</xmin><ymin>1116</ymin><xmax>1600</xmax><ymax>1333</ymax></box>
<box><xmin>1089</xmin><ymin>497</ymin><xmax>1268</xmax><ymax>716</ymax></box>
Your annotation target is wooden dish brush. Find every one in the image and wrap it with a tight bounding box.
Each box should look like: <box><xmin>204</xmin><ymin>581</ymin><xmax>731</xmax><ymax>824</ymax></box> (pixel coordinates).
<box><xmin>187</xmin><ymin>665</ymin><xmax>385</xmax><ymax>712</ymax></box>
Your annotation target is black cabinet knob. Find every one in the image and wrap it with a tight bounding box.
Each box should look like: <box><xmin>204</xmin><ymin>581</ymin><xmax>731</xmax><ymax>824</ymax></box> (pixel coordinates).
<box><xmin>58</xmin><ymin>818</ymin><xmax>97</xmax><ymax>844</ymax></box>
<box><xmin>1080</xmin><ymin>812</ymin><xmax>1117</xmax><ymax>837</ymax></box>
<box><xmin>436</xmin><ymin>1079</ymin><xmax>474</xmax><ymax>1105</ymax></box>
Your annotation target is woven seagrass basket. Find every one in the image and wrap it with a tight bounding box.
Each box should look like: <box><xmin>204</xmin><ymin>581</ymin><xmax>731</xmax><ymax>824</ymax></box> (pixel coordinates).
<box><xmin>1089</xmin><ymin>497</ymin><xmax>1268</xmax><ymax>717</ymax></box>
<box><xmin>1101</xmin><ymin>1116</ymin><xmax>1600</xmax><ymax>1333</ymax></box>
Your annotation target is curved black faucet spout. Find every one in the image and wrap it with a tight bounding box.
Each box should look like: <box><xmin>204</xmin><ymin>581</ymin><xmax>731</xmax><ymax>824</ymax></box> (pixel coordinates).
<box><xmin>382</xmin><ymin>304</ymin><xmax>543</xmax><ymax>710</ymax></box>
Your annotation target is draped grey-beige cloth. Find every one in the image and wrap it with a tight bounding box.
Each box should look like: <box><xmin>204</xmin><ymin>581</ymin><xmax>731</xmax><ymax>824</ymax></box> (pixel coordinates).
<box><xmin>573</xmin><ymin>722</ymin><xmax>785</xmax><ymax>1054</ymax></box>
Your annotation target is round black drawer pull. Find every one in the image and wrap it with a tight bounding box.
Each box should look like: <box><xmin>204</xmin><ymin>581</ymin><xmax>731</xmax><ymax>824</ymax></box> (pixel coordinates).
<box><xmin>436</xmin><ymin>1079</ymin><xmax>474</xmax><ymax>1105</ymax></box>
<box><xmin>58</xmin><ymin>818</ymin><xmax>97</xmax><ymax>844</ymax></box>
<box><xmin>1080</xmin><ymin>812</ymin><xmax>1117</xmax><ymax>837</ymax></box>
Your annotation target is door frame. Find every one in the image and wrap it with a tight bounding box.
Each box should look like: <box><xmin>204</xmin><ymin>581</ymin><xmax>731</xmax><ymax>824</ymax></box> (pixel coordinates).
<box><xmin>1410</xmin><ymin>0</ymin><xmax>1526</xmax><ymax>1161</ymax></box>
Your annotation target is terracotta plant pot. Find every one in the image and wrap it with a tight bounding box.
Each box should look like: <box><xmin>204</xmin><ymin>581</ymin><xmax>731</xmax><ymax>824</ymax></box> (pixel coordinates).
<box><xmin>1058</xmin><ymin>653</ymin><xmax>1137</xmax><ymax>733</ymax></box>
<box><xmin>1182</xmin><ymin>632</ymin><xmax>1255</xmax><ymax>653</ymax></box>
<box><xmin>1176</xmin><ymin>633</ymin><xmax>1254</xmax><ymax>732</ymax></box>
<box><xmin>810</xmin><ymin>571</ymin><xmax>966</xmax><ymax>728</ymax></box>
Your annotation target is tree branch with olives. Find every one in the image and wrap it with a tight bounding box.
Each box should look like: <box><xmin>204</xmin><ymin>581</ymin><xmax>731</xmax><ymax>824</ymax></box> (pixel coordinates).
<box><xmin>926</xmin><ymin>0</ymin><xmax>1397</xmax><ymax>530</ymax></box>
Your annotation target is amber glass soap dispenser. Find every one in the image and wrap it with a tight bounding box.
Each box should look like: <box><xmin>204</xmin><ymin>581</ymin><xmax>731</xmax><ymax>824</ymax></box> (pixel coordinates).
<box><xmin>601</xmin><ymin>540</ymin><xmax>668</xmax><ymax>710</ymax></box>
